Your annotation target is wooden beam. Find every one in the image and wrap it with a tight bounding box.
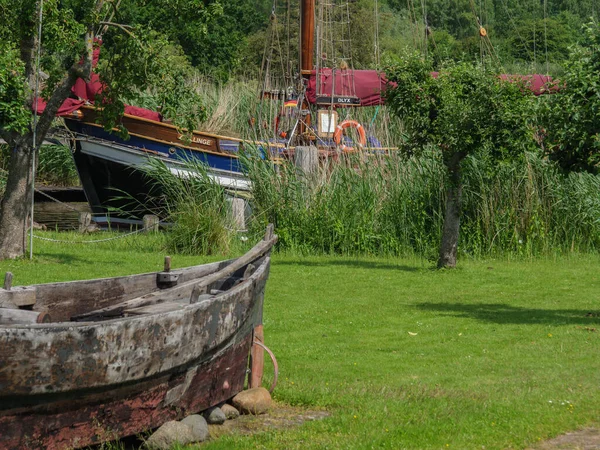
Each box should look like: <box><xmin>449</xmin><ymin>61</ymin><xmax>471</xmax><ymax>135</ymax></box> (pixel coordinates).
<box><xmin>0</xmin><ymin>309</ymin><xmax>50</xmax><ymax>324</ymax></box>
<box><xmin>72</xmin><ymin>234</ymin><xmax>277</xmax><ymax>321</ymax></box>
<box><xmin>250</xmin><ymin>325</ymin><xmax>265</xmax><ymax>388</ymax></box>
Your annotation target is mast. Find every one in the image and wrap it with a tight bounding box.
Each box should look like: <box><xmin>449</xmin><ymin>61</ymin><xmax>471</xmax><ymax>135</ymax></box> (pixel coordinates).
<box><xmin>300</xmin><ymin>0</ymin><xmax>315</xmax><ymax>76</ymax></box>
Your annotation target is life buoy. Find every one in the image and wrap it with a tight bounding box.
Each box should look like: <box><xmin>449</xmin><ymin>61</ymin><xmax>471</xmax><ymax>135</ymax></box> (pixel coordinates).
<box><xmin>333</xmin><ymin>120</ymin><xmax>367</xmax><ymax>151</ymax></box>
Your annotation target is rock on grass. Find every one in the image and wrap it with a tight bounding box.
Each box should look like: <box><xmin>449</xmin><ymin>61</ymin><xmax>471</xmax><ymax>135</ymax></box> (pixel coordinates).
<box><xmin>232</xmin><ymin>387</ymin><xmax>272</xmax><ymax>415</ymax></box>
<box><xmin>181</xmin><ymin>414</ymin><xmax>209</xmax><ymax>442</ymax></box>
<box><xmin>204</xmin><ymin>406</ymin><xmax>226</xmax><ymax>424</ymax></box>
<box><xmin>144</xmin><ymin>420</ymin><xmax>195</xmax><ymax>450</ymax></box>
<box><xmin>221</xmin><ymin>403</ymin><xmax>240</xmax><ymax>419</ymax></box>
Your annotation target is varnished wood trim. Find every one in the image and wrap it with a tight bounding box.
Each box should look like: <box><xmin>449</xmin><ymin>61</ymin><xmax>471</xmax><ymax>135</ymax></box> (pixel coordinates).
<box><xmin>78</xmin><ymin>121</ymin><xmax>239</xmax><ymax>159</ymax></box>
<box><xmin>78</xmin><ymin>105</ymin><xmax>288</xmax><ymax>149</ymax></box>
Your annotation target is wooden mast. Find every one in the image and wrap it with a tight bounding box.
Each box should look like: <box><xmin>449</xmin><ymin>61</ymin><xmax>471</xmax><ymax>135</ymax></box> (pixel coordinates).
<box><xmin>299</xmin><ymin>0</ymin><xmax>315</xmax><ymax>138</ymax></box>
<box><xmin>300</xmin><ymin>0</ymin><xmax>315</xmax><ymax>76</ymax></box>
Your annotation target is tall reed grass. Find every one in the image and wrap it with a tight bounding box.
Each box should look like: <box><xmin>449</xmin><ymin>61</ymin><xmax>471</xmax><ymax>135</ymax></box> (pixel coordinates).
<box><xmin>137</xmin><ymin>158</ymin><xmax>236</xmax><ymax>255</ymax></box>
<box><xmin>242</xmin><ymin>149</ymin><xmax>600</xmax><ymax>258</ymax></box>
<box><xmin>36</xmin><ymin>145</ymin><xmax>79</xmax><ymax>186</ymax></box>
<box><xmin>189</xmin><ymin>75</ymin><xmax>258</xmax><ymax>138</ymax></box>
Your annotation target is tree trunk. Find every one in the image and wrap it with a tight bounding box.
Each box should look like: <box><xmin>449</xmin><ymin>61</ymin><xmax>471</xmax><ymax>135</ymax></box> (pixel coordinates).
<box><xmin>0</xmin><ymin>143</ymin><xmax>35</xmax><ymax>259</ymax></box>
<box><xmin>437</xmin><ymin>152</ymin><xmax>464</xmax><ymax>269</ymax></box>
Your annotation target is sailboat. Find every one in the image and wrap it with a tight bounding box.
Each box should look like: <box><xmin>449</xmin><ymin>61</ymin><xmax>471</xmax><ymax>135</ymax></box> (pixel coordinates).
<box><xmin>56</xmin><ymin>0</ymin><xmax>401</xmax><ymax>225</ymax></box>
<box><xmin>60</xmin><ymin>0</ymin><xmax>554</xmax><ymax>226</ymax></box>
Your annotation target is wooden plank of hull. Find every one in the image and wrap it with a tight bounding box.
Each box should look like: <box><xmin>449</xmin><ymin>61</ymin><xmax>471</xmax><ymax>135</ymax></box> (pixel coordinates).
<box><xmin>70</xmin><ymin>236</ymin><xmax>275</xmax><ymax>322</ymax></box>
<box><xmin>79</xmin><ymin>107</ymin><xmax>221</xmax><ymax>153</ymax></box>
<box><xmin>0</xmin><ymin>257</ymin><xmax>269</xmax><ymax>397</ymax></box>
<box><xmin>0</xmin><ymin>333</ymin><xmax>251</xmax><ymax>450</ymax></box>
<box><xmin>5</xmin><ymin>259</ymin><xmax>230</xmax><ymax>322</ymax></box>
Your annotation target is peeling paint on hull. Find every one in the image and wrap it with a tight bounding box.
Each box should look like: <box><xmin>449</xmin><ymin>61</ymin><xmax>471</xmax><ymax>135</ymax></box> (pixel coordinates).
<box><xmin>0</xmin><ymin>334</ymin><xmax>251</xmax><ymax>450</ymax></box>
<box><xmin>0</xmin><ymin>235</ymin><xmax>275</xmax><ymax>450</ymax></box>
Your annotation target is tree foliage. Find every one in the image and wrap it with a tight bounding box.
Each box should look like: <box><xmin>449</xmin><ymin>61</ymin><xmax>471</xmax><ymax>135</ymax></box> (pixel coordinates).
<box><xmin>385</xmin><ymin>55</ymin><xmax>537</xmax><ymax>161</ymax></box>
<box><xmin>0</xmin><ymin>0</ymin><xmax>212</xmax><ymax>259</ymax></box>
<box><xmin>541</xmin><ymin>20</ymin><xmax>600</xmax><ymax>173</ymax></box>
<box><xmin>385</xmin><ymin>54</ymin><xmax>537</xmax><ymax>266</ymax></box>
<box><xmin>118</xmin><ymin>0</ymin><xmax>272</xmax><ymax>80</ymax></box>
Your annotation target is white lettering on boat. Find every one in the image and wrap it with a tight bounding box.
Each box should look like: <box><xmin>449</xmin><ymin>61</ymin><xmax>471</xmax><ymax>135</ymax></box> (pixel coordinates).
<box><xmin>178</xmin><ymin>135</ymin><xmax>214</xmax><ymax>146</ymax></box>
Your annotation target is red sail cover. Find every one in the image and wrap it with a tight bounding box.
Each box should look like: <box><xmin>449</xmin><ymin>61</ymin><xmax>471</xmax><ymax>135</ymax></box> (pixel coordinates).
<box><xmin>307</xmin><ymin>69</ymin><xmax>389</xmax><ymax>106</ymax></box>
<box><xmin>308</xmin><ymin>69</ymin><xmax>556</xmax><ymax>106</ymax></box>
<box><xmin>35</xmin><ymin>39</ymin><xmax>162</xmax><ymax>122</ymax></box>
<box><xmin>497</xmin><ymin>74</ymin><xmax>557</xmax><ymax>95</ymax></box>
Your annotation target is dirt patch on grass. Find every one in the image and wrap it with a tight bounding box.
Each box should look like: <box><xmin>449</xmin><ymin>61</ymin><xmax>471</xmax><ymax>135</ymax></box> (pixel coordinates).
<box><xmin>207</xmin><ymin>403</ymin><xmax>330</xmax><ymax>439</ymax></box>
<box><xmin>532</xmin><ymin>428</ymin><xmax>600</xmax><ymax>450</ymax></box>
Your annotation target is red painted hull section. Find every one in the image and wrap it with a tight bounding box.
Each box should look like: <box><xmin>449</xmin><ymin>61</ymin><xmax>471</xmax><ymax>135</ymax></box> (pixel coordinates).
<box><xmin>0</xmin><ymin>334</ymin><xmax>251</xmax><ymax>450</ymax></box>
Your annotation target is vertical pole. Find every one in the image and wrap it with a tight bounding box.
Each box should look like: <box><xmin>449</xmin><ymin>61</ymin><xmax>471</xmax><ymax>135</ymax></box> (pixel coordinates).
<box><xmin>30</xmin><ymin>0</ymin><xmax>44</xmax><ymax>259</ymax></box>
<box><xmin>300</xmin><ymin>0</ymin><xmax>315</xmax><ymax>75</ymax></box>
<box><xmin>300</xmin><ymin>0</ymin><xmax>316</xmax><ymax>139</ymax></box>
<box><xmin>142</xmin><ymin>214</ymin><xmax>159</xmax><ymax>232</ymax></box>
<box><xmin>250</xmin><ymin>325</ymin><xmax>265</xmax><ymax>388</ymax></box>
<box><xmin>249</xmin><ymin>225</ymin><xmax>274</xmax><ymax>389</ymax></box>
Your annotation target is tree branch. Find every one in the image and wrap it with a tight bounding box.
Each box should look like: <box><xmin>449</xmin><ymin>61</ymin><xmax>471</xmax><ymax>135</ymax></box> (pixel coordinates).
<box><xmin>0</xmin><ymin>129</ymin><xmax>16</xmax><ymax>148</ymax></box>
<box><xmin>99</xmin><ymin>21</ymin><xmax>136</xmax><ymax>38</ymax></box>
<box><xmin>33</xmin><ymin>42</ymin><xmax>93</xmax><ymax>148</ymax></box>
<box><xmin>20</xmin><ymin>1</ymin><xmax>41</xmax><ymax>111</ymax></box>
<box><xmin>33</xmin><ymin>0</ymin><xmax>105</xmax><ymax>147</ymax></box>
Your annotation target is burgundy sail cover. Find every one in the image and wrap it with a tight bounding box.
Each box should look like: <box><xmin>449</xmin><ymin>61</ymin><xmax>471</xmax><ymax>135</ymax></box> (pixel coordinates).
<box><xmin>306</xmin><ymin>69</ymin><xmax>389</xmax><ymax>107</ymax></box>
<box><xmin>308</xmin><ymin>69</ymin><xmax>555</xmax><ymax>107</ymax></box>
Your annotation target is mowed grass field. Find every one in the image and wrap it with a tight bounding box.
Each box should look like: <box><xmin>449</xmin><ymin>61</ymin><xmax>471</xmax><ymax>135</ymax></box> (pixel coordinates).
<box><xmin>4</xmin><ymin>233</ymin><xmax>600</xmax><ymax>449</ymax></box>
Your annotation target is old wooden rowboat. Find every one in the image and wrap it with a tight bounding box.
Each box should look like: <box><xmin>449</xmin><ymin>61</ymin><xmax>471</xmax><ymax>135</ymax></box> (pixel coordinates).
<box><xmin>0</xmin><ymin>227</ymin><xmax>277</xmax><ymax>450</ymax></box>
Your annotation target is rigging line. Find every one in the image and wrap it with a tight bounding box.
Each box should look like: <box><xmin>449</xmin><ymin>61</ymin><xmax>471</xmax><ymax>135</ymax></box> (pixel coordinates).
<box><xmin>286</xmin><ymin>0</ymin><xmax>291</xmax><ymax>83</ymax></box>
<box><xmin>497</xmin><ymin>0</ymin><xmax>534</xmax><ymax>61</ymax></box>
<box><xmin>374</xmin><ymin>0</ymin><xmax>380</xmax><ymax>69</ymax></box>
<box><xmin>468</xmin><ymin>0</ymin><xmax>503</xmax><ymax>69</ymax></box>
<box><xmin>420</xmin><ymin>0</ymin><xmax>427</xmax><ymax>57</ymax></box>
<box><xmin>406</xmin><ymin>0</ymin><xmax>418</xmax><ymax>51</ymax></box>
<box><xmin>30</xmin><ymin>0</ymin><xmax>44</xmax><ymax>260</ymax></box>
<box><xmin>409</xmin><ymin>0</ymin><xmax>421</xmax><ymax>52</ymax></box>
<box><xmin>543</xmin><ymin>0</ymin><xmax>549</xmax><ymax>75</ymax></box>
<box><xmin>257</xmin><ymin>0</ymin><xmax>282</xmax><ymax>120</ymax></box>
<box><xmin>344</xmin><ymin>0</ymin><xmax>357</xmax><ymax>99</ymax></box>
<box><xmin>532</xmin><ymin>0</ymin><xmax>536</xmax><ymax>70</ymax></box>
<box><xmin>272</xmin><ymin>12</ymin><xmax>288</xmax><ymax>89</ymax></box>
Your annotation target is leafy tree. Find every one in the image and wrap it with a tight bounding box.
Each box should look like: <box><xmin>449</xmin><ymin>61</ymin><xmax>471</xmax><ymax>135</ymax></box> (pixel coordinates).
<box><xmin>0</xmin><ymin>0</ymin><xmax>206</xmax><ymax>259</ymax></box>
<box><xmin>119</xmin><ymin>0</ymin><xmax>272</xmax><ymax>80</ymax></box>
<box><xmin>385</xmin><ymin>55</ymin><xmax>536</xmax><ymax>267</ymax></box>
<box><xmin>505</xmin><ymin>17</ymin><xmax>575</xmax><ymax>62</ymax></box>
<box><xmin>541</xmin><ymin>20</ymin><xmax>600</xmax><ymax>173</ymax></box>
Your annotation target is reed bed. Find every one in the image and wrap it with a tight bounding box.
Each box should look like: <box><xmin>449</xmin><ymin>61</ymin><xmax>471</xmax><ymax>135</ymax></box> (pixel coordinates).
<box><xmin>242</xmin><ymin>149</ymin><xmax>600</xmax><ymax>258</ymax></box>
<box><xmin>137</xmin><ymin>158</ymin><xmax>237</xmax><ymax>256</ymax></box>
<box><xmin>0</xmin><ymin>144</ymin><xmax>79</xmax><ymax>192</ymax></box>
<box><xmin>190</xmin><ymin>75</ymin><xmax>259</xmax><ymax>138</ymax></box>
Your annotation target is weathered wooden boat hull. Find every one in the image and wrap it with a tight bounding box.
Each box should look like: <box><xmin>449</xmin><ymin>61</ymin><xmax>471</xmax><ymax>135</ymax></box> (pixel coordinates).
<box><xmin>0</xmin><ymin>232</ymin><xmax>276</xmax><ymax>449</ymax></box>
<box><xmin>63</xmin><ymin>105</ymin><xmax>284</xmax><ymax>224</ymax></box>
<box><xmin>0</xmin><ymin>333</ymin><xmax>250</xmax><ymax>449</ymax></box>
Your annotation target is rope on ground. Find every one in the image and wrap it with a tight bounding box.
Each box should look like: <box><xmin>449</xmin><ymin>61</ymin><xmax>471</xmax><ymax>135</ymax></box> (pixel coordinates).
<box><xmin>32</xmin><ymin>226</ymin><xmax>151</xmax><ymax>244</ymax></box>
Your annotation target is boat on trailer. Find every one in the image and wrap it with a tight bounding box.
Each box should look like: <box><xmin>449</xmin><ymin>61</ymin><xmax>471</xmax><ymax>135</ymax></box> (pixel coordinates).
<box><xmin>0</xmin><ymin>226</ymin><xmax>277</xmax><ymax>450</ymax></box>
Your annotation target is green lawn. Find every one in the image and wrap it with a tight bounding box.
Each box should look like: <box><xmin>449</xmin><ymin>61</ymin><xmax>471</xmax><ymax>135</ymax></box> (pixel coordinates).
<box><xmin>4</xmin><ymin>234</ymin><xmax>600</xmax><ymax>449</ymax></box>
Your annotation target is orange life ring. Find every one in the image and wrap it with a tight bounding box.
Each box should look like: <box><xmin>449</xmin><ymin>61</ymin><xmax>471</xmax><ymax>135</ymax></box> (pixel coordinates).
<box><xmin>333</xmin><ymin>120</ymin><xmax>367</xmax><ymax>151</ymax></box>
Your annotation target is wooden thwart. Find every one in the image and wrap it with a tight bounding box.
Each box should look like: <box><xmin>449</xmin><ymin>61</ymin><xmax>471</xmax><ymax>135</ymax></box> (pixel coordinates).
<box><xmin>0</xmin><ymin>309</ymin><xmax>51</xmax><ymax>325</ymax></box>
<box><xmin>72</xmin><ymin>236</ymin><xmax>276</xmax><ymax>322</ymax></box>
